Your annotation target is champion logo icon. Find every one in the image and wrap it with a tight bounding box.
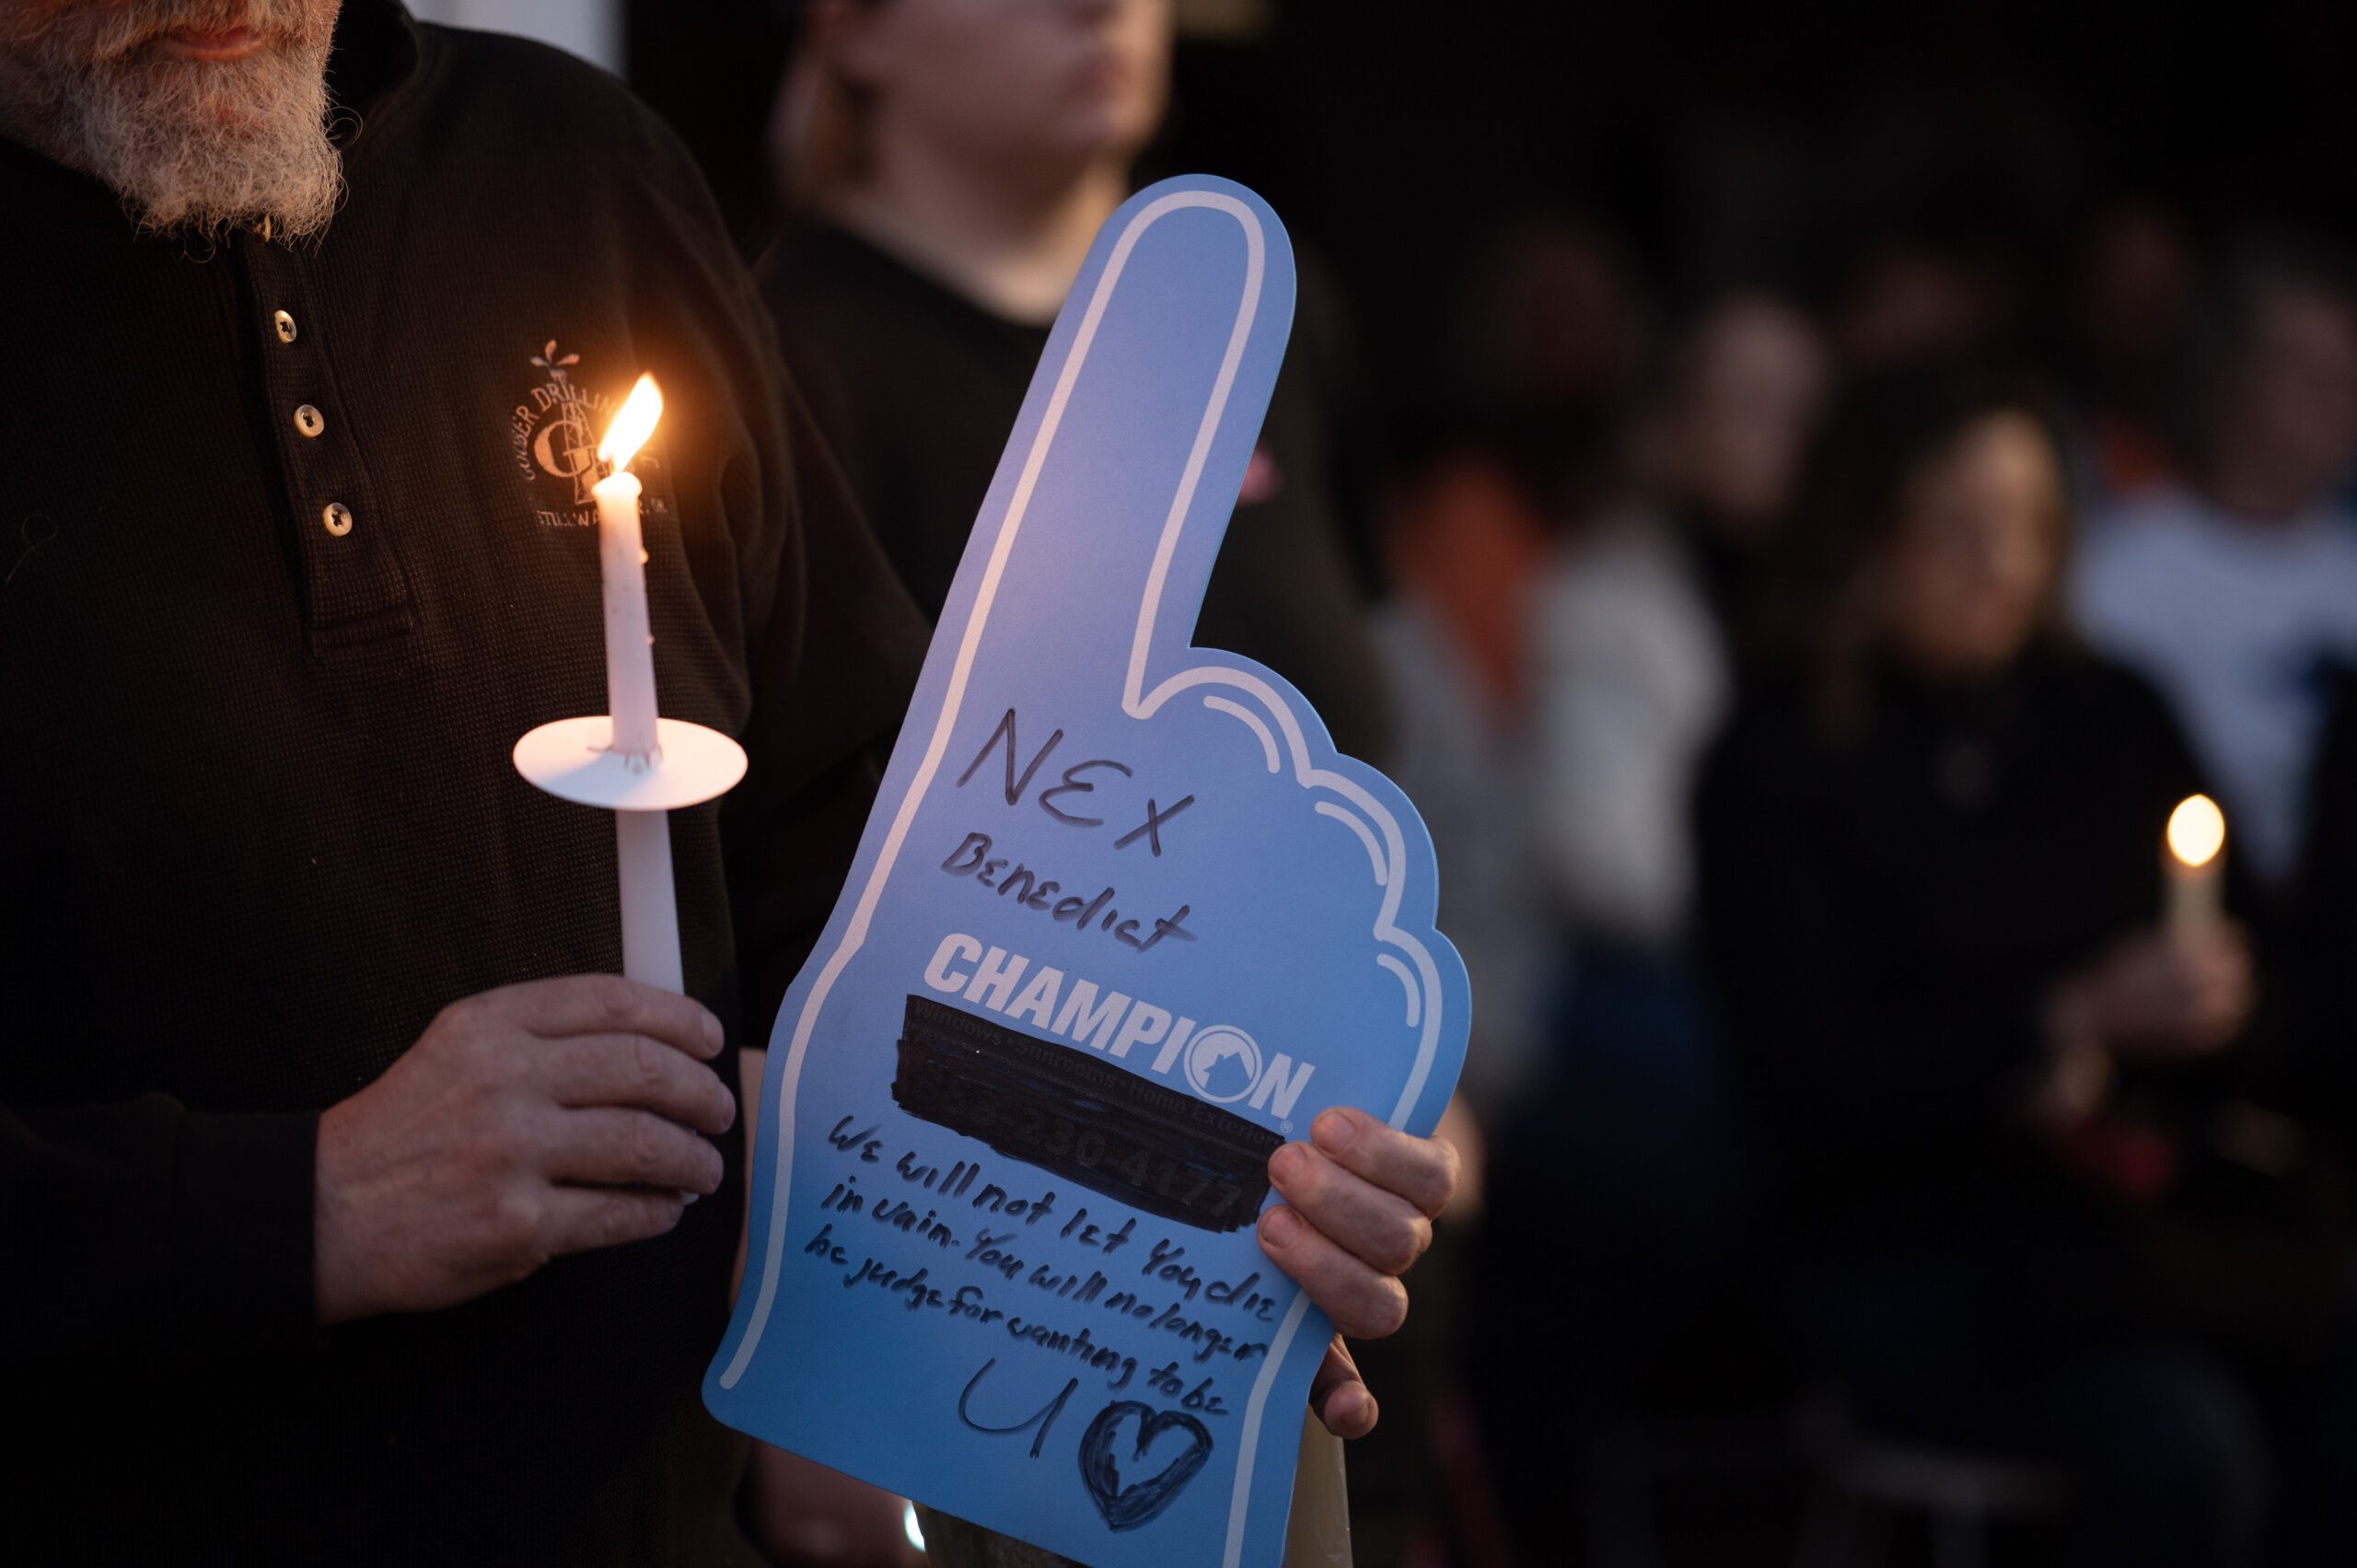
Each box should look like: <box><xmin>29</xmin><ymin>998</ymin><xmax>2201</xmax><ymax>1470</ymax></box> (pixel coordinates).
<box><xmin>1182</xmin><ymin>1026</ymin><xmax>1260</xmax><ymax>1104</ymax></box>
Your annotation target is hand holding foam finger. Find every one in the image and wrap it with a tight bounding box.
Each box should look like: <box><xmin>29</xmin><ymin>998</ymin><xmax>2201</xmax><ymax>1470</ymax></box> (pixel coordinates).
<box><xmin>1307</xmin><ymin>1106</ymin><xmax>1461</xmax><ymax>1224</ymax></box>
<box><xmin>1307</xmin><ymin>1337</ymin><xmax>1376</xmax><ymax>1440</ymax></box>
<box><xmin>1256</xmin><ymin>1198</ymin><xmax>1411</xmax><ymax>1342</ymax></box>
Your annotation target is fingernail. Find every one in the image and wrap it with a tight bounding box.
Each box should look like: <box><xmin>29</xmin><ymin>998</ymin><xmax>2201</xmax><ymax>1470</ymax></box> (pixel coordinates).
<box><xmin>1270</xmin><ymin>1144</ymin><xmax>1307</xmax><ymax>1186</ymax></box>
<box><xmin>680</xmin><ymin>1189</ymin><xmax>699</xmax><ymax>1205</ymax></box>
<box><xmin>1313</xmin><ymin>1109</ymin><xmax>1358</xmax><ymax>1155</ymax></box>
<box><xmin>702</xmin><ymin>1012</ymin><xmax>725</xmax><ymax>1053</ymax></box>
<box><xmin>1260</xmin><ymin>1205</ymin><xmax>1301</xmax><ymax>1246</ymax></box>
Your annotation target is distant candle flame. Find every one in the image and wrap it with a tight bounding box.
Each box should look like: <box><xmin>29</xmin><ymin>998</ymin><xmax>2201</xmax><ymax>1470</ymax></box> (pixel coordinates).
<box><xmin>2168</xmin><ymin>794</ymin><xmax>2225</xmax><ymax>869</ymax></box>
<box><xmin>597</xmin><ymin>374</ymin><xmax>663</xmax><ymax>473</ymax></box>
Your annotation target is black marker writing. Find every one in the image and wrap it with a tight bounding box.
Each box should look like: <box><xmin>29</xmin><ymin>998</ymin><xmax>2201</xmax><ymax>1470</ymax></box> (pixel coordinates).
<box><xmin>1078</xmin><ymin>1401</ymin><xmax>1215</xmax><ymax>1531</ymax></box>
<box><xmin>939</xmin><ymin>831</ymin><xmax>1197</xmax><ymax>954</ymax></box>
<box><xmin>955</xmin><ymin>707</ymin><xmax>1196</xmax><ymax>856</ymax></box>
<box><xmin>959</xmin><ymin>1357</ymin><xmax>1078</xmax><ymax>1460</ymax></box>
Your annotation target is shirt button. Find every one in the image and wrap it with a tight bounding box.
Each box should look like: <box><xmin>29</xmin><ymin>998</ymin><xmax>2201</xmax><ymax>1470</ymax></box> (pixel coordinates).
<box><xmin>294</xmin><ymin>403</ymin><xmax>325</xmax><ymax>438</ymax></box>
<box><xmin>321</xmin><ymin>502</ymin><xmax>354</xmax><ymax>537</ymax></box>
<box><xmin>273</xmin><ymin>309</ymin><xmax>297</xmax><ymax>343</ymax></box>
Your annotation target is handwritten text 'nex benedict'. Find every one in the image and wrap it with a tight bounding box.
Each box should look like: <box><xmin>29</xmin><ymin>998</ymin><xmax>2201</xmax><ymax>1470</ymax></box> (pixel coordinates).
<box><xmin>941</xmin><ymin>707</ymin><xmax>1199</xmax><ymax>956</ymax></box>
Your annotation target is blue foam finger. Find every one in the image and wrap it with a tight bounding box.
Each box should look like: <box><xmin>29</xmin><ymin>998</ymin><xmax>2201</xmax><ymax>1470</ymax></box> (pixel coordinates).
<box><xmin>705</xmin><ymin>175</ymin><xmax>1471</xmax><ymax>1568</ymax></box>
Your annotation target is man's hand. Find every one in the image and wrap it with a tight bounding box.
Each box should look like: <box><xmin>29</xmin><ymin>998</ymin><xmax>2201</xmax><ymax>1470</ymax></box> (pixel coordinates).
<box><xmin>315</xmin><ymin>975</ymin><xmax>737</xmax><ymax>1325</ymax></box>
<box><xmin>1256</xmin><ymin>1105</ymin><xmax>1460</xmax><ymax>1438</ymax></box>
<box><xmin>2053</xmin><ymin>922</ymin><xmax>2254</xmax><ymax>1063</ymax></box>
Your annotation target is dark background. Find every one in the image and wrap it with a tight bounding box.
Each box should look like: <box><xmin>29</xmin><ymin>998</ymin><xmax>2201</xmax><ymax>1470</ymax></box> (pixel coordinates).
<box><xmin>625</xmin><ymin>0</ymin><xmax>2357</xmax><ymax>410</ymax></box>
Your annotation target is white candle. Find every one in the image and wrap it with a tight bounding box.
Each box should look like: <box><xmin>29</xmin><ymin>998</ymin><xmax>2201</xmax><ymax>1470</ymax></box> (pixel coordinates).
<box><xmin>2165</xmin><ymin>793</ymin><xmax>2226</xmax><ymax>935</ymax></box>
<box><xmin>614</xmin><ymin>810</ymin><xmax>682</xmax><ymax>993</ymax></box>
<box><xmin>593</xmin><ymin>376</ymin><xmax>665</xmax><ymax>761</ymax></box>
<box><xmin>517</xmin><ymin>372</ymin><xmax>741</xmax><ymax>1002</ymax></box>
<box><xmin>593</xmin><ymin>375</ymin><xmax>678</xmax><ymax>989</ymax></box>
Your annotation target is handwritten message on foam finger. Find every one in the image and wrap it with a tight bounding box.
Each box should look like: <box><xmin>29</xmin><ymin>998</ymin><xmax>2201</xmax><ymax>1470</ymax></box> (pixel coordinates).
<box><xmin>704</xmin><ymin>176</ymin><xmax>1470</xmax><ymax>1568</ymax></box>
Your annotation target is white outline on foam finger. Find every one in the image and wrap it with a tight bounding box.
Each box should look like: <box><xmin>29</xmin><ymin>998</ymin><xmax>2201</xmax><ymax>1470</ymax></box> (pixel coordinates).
<box><xmin>1202</xmin><ymin>693</ymin><xmax>1281</xmax><ymax>774</ymax></box>
<box><xmin>714</xmin><ymin>187</ymin><xmax>1456</xmax><ymax>1568</ymax></box>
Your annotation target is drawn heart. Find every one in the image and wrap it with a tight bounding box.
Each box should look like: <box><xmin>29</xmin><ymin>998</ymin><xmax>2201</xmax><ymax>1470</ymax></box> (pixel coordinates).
<box><xmin>1076</xmin><ymin>1400</ymin><xmax>1215</xmax><ymax>1531</ymax></box>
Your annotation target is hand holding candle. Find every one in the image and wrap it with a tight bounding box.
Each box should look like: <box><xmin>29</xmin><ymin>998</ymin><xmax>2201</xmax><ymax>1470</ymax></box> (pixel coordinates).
<box><xmin>515</xmin><ymin>373</ymin><xmax>747</xmax><ymax>993</ymax></box>
<box><xmin>2165</xmin><ymin>793</ymin><xmax>2227</xmax><ymax>935</ymax></box>
<box><xmin>2040</xmin><ymin>791</ymin><xmax>2247</xmax><ymax>1077</ymax></box>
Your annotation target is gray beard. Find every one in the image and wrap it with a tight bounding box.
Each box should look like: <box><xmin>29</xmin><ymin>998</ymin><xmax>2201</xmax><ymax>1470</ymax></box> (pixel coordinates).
<box><xmin>8</xmin><ymin>3</ymin><xmax>344</xmax><ymax>242</ymax></box>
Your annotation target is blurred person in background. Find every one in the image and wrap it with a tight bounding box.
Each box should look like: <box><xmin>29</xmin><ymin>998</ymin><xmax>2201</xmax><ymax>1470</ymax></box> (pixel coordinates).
<box><xmin>2059</xmin><ymin>199</ymin><xmax>2201</xmax><ymax>512</ymax></box>
<box><xmin>2073</xmin><ymin>245</ymin><xmax>2357</xmax><ymax>916</ymax></box>
<box><xmin>1375</xmin><ymin>434</ymin><xmax>1561</xmax><ymax>1124</ymax></box>
<box><xmin>1438</xmin><ymin>207</ymin><xmax>1655</xmax><ymax>530</ymax></box>
<box><xmin>760</xmin><ymin>0</ymin><xmax>1388</xmax><ymax>764</ymax></box>
<box><xmin>1369</xmin><ymin>219</ymin><xmax>1664</xmax><ymax>1559</ymax></box>
<box><xmin>1698</xmin><ymin>368</ymin><xmax>2357</xmax><ymax>1568</ymax></box>
<box><xmin>1535</xmin><ymin>292</ymin><xmax>1829</xmax><ymax>960</ymax></box>
<box><xmin>1370</xmin><ymin>207</ymin><xmax>1660</xmax><ymax>1126</ymax></box>
<box><xmin>1459</xmin><ymin>296</ymin><xmax>1826</xmax><ymax>1553</ymax></box>
<box><xmin>1829</xmin><ymin>231</ymin><xmax>2016</xmax><ymax>373</ymax></box>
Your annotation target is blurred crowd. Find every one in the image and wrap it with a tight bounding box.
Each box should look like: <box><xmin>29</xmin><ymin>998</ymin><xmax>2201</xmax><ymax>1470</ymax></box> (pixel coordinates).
<box><xmin>610</xmin><ymin>1</ymin><xmax>2357</xmax><ymax>1563</ymax></box>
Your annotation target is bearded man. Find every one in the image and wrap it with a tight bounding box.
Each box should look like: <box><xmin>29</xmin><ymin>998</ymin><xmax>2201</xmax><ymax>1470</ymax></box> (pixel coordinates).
<box><xmin>0</xmin><ymin>4</ymin><xmax>1458</xmax><ymax>1562</ymax></box>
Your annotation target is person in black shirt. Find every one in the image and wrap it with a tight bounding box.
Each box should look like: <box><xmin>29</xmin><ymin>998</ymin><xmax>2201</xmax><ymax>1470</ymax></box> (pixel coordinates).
<box><xmin>761</xmin><ymin>0</ymin><xmax>1391</xmax><ymax>769</ymax></box>
<box><xmin>1698</xmin><ymin>370</ymin><xmax>2357</xmax><ymax>1567</ymax></box>
<box><xmin>0</xmin><ymin>2</ymin><xmax>929</xmax><ymax>1561</ymax></box>
<box><xmin>1</xmin><ymin>5</ymin><xmax>1459</xmax><ymax>1561</ymax></box>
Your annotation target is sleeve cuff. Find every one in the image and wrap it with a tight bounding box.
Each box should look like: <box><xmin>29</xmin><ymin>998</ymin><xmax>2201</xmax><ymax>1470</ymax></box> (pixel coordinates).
<box><xmin>171</xmin><ymin>1109</ymin><xmax>320</xmax><ymax>1360</ymax></box>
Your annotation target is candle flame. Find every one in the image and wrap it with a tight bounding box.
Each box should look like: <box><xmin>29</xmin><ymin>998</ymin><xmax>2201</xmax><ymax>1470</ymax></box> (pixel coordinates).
<box><xmin>2168</xmin><ymin>794</ymin><xmax>2225</xmax><ymax>869</ymax></box>
<box><xmin>597</xmin><ymin>374</ymin><xmax>663</xmax><ymax>473</ymax></box>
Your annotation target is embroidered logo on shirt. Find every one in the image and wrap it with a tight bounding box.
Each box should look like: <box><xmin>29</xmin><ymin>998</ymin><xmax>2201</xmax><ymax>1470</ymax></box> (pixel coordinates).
<box><xmin>506</xmin><ymin>340</ymin><xmax>676</xmax><ymax>528</ymax></box>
